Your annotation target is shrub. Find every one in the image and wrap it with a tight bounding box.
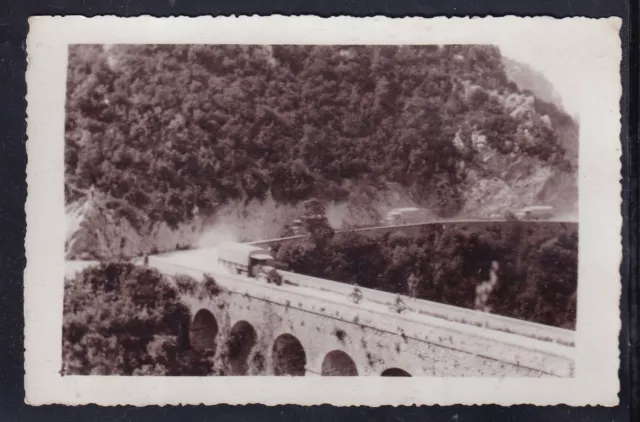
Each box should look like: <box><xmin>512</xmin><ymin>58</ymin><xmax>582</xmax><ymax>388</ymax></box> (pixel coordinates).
<box><xmin>202</xmin><ymin>274</ymin><xmax>223</xmax><ymax>297</ymax></box>
<box><xmin>334</xmin><ymin>328</ymin><xmax>347</xmax><ymax>343</ymax></box>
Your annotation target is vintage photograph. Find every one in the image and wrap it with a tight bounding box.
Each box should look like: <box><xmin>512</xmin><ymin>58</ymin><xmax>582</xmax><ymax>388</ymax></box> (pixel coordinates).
<box><xmin>63</xmin><ymin>43</ymin><xmax>578</xmax><ymax>377</ymax></box>
<box><xmin>25</xmin><ymin>16</ymin><xmax>622</xmax><ymax>406</ymax></box>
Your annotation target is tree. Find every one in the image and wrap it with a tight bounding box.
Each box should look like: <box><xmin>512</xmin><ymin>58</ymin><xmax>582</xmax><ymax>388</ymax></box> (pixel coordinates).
<box><xmin>62</xmin><ymin>262</ymin><xmax>216</xmax><ymax>375</ymax></box>
<box><xmin>302</xmin><ymin>198</ymin><xmax>327</xmax><ymax>219</ymax></box>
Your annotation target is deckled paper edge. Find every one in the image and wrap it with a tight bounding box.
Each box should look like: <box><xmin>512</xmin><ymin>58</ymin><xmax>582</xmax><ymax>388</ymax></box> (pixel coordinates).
<box><xmin>24</xmin><ymin>15</ymin><xmax>623</xmax><ymax>407</ymax></box>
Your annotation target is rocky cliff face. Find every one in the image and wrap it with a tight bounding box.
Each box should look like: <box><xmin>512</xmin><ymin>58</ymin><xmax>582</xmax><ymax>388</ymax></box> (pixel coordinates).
<box><xmin>502</xmin><ymin>57</ymin><xmax>564</xmax><ymax>108</ymax></box>
<box><xmin>450</xmin><ymin>95</ymin><xmax>576</xmax><ymax>218</ymax></box>
<box><xmin>459</xmin><ymin>151</ymin><xmax>577</xmax><ymax>219</ymax></box>
<box><xmin>66</xmin><ymin>195</ymin><xmax>205</xmax><ymax>260</ymax></box>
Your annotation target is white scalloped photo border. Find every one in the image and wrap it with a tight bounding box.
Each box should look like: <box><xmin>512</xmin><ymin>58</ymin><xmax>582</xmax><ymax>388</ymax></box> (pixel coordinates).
<box><xmin>24</xmin><ymin>15</ymin><xmax>623</xmax><ymax>406</ymax></box>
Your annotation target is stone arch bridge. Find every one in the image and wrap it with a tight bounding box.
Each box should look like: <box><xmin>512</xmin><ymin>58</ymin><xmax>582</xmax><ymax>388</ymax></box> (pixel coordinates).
<box><xmin>65</xmin><ymin>220</ymin><xmax>576</xmax><ymax>377</ymax></box>
<box><xmin>148</xmin><ymin>250</ymin><xmax>574</xmax><ymax>377</ymax></box>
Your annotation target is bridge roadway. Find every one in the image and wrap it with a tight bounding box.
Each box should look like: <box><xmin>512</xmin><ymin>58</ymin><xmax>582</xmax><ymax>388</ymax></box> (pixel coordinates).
<box><xmin>248</xmin><ymin>218</ymin><xmax>578</xmax><ymax>248</ymax></box>
<box><xmin>65</xmin><ymin>244</ymin><xmax>576</xmax><ymax>377</ymax></box>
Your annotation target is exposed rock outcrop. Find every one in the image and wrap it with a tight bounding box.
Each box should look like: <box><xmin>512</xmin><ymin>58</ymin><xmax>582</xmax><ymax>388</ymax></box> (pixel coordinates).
<box><xmin>66</xmin><ymin>195</ymin><xmax>204</xmax><ymax>260</ymax></box>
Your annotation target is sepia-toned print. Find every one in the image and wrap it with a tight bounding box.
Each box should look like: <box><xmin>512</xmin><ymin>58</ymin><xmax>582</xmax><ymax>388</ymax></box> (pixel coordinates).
<box><xmin>25</xmin><ymin>16</ymin><xmax>622</xmax><ymax>406</ymax></box>
<box><xmin>62</xmin><ymin>43</ymin><xmax>578</xmax><ymax>378</ymax></box>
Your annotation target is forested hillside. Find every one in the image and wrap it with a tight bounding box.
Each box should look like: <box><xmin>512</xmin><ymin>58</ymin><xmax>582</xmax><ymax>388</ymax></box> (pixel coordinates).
<box><xmin>65</xmin><ymin>44</ymin><xmax>578</xmax><ymax>257</ymax></box>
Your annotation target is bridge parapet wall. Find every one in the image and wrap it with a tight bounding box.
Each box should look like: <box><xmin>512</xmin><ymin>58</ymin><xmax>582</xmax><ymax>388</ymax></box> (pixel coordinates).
<box><xmin>278</xmin><ymin>270</ymin><xmax>575</xmax><ymax>347</ymax></box>
<box><xmin>250</xmin><ymin>221</ymin><xmax>577</xmax><ymax>254</ymax></box>
<box><xmin>152</xmin><ymin>259</ymin><xmax>574</xmax><ymax>377</ymax></box>
<box><xmin>64</xmin><ymin>253</ymin><xmax>575</xmax><ymax>377</ymax></box>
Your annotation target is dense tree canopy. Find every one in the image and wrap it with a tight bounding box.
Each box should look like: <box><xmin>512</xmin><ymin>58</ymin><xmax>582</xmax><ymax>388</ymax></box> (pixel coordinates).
<box><xmin>65</xmin><ymin>44</ymin><xmax>574</xmax><ymax>226</ymax></box>
<box><xmin>62</xmin><ymin>262</ymin><xmax>216</xmax><ymax>375</ymax></box>
<box><xmin>274</xmin><ymin>222</ymin><xmax>578</xmax><ymax>329</ymax></box>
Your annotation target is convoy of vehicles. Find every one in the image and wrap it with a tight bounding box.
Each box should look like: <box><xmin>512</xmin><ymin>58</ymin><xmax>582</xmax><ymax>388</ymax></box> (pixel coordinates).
<box><xmin>138</xmin><ymin>204</ymin><xmax>556</xmax><ymax>321</ymax></box>
<box><xmin>217</xmin><ymin>242</ymin><xmax>283</xmax><ymax>285</ymax></box>
<box><xmin>282</xmin><ymin>204</ymin><xmax>553</xmax><ymax>239</ymax></box>
<box><xmin>216</xmin><ymin>205</ymin><xmax>552</xmax><ymax>287</ymax></box>
<box><xmin>382</xmin><ymin>205</ymin><xmax>554</xmax><ymax>225</ymax></box>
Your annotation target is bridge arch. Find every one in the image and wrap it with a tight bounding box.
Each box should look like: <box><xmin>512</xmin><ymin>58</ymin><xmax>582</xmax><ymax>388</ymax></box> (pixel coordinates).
<box><xmin>227</xmin><ymin>320</ymin><xmax>258</xmax><ymax>375</ymax></box>
<box><xmin>381</xmin><ymin>368</ymin><xmax>412</xmax><ymax>377</ymax></box>
<box><xmin>272</xmin><ymin>333</ymin><xmax>307</xmax><ymax>376</ymax></box>
<box><xmin>190</xmin><ymin>309</ymin><xmax>218</xmax><ymax>352</ymax></box>
<box><xmin>321</xmin><ymin>350</ymin><xmax>358</xmax><ymax>376</ymax></box>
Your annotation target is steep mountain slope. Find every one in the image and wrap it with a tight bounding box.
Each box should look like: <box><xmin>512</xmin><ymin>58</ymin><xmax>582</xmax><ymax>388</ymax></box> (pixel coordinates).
<box><xmin>502</xmin><ymin>57</ymin><xmax>564</xmax><ymax>108</ymax></box>
<box><xmin>64</xmin><ymin>44</ymin><xmax>578</xmax><ymax>259</ymax></box>
<box><xmin>65</xmin><ymin>192</ymin><xmax>204</xmax><ymax>259</ymax></box>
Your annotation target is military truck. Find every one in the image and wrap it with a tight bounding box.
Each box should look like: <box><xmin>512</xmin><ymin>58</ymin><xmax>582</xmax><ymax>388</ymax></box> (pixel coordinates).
<box><xmin>515</xmin><ymin>205</ymin><xmax>554</xmax><ymax>221</ymax></box>
<box><xmin>384</xmin><ymin>207</ymin><xmax>430</xmax><ymax>226</ymax></box>
<box><xmin>217</xmin><ymin>242</ymin><xmax>283</xmax><ymax>285</ymax></box>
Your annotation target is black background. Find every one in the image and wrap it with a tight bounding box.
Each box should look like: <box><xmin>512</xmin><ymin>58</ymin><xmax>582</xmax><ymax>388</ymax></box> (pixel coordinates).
<box><xmin>0</xmin><ymin>0</ymin><xmax>636</xmax><ymax>421</ymax></box>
